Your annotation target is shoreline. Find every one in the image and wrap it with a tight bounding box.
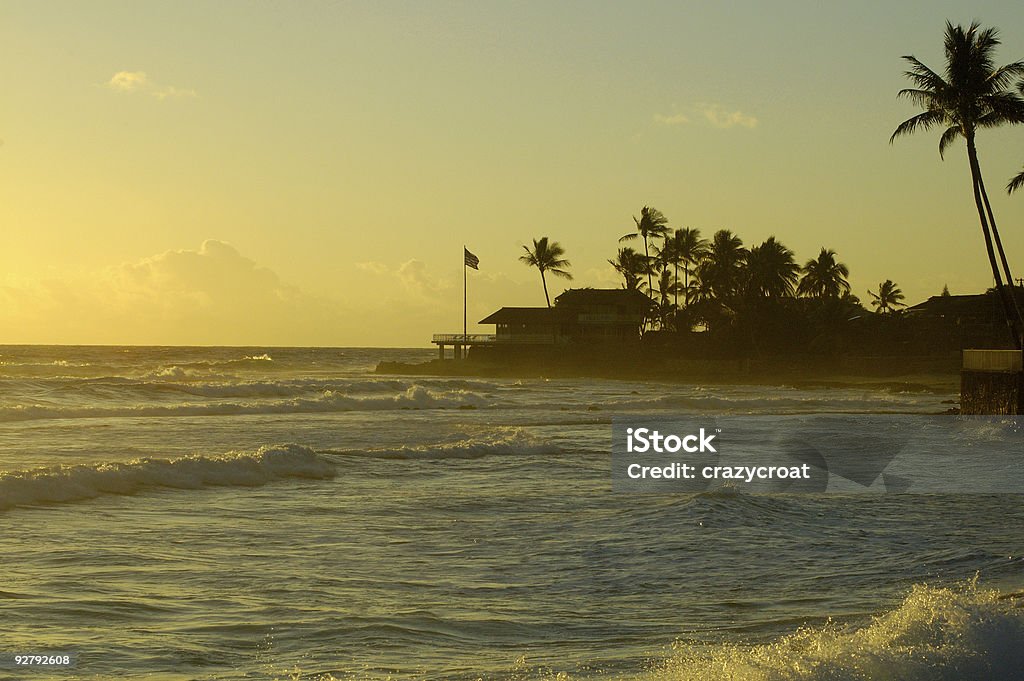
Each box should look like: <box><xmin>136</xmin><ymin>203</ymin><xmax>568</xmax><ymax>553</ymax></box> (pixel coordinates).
<box><xmin>376</xmin><ymin>354</ymin><xmax>961</xmax><ymax>395</ymax></box>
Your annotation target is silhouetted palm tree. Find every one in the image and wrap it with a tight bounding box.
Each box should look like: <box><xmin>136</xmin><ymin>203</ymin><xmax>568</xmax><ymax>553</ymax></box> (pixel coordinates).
<box><xmin>652</xmin><ymin>268</ymin><xmax>672</xmax><ymax>305</ymax></box>
<box><xmin>744</xmin><ymin>237</ymin><xmax>799</xmax><ymax>298</ymax></box>
<box><xmin>519</xmin><ymin>237</ymin><xmax>572</xmax><ymax>307</ymax></box>
<box><xmin>698</xmin><ymin>230</ymin><xmax>747</xmax><ymax>302</ymax></box>
<box><xmin>868</xmin><ymin>280</ymin><xmax>907</xmax><ymax>313</ymax></box>
<box><xmin>619</xmin><ymin>206</ymin><xmax>669</xmax><ymax>294</ymax></box>
<box><xmin>657</xmin><ymin>227</ymin><xmax>708</xmax><ymax>308</ymax></box>
<box><xmin>808</xmin><ymin>293</ymin><xmax>863</xmax><ymax>355</ymax></box>
<box><xmin>653</xmin><ymin>269</ymin><xmax>679</xmax><ymax>329</ymax></box>
<box><xmin>608</xmin><ymin>247</ymin><xmax>648</xmax><ymax>291</ymax></box>
<box><xmin>891</xmin><ymin>21</ymin><xmax>1024</xmax><ymax>346</ymax></box>
<box><xmin>797</xmin><ymin>248</ymin><xmax>850</xmax><ymax>299</ymax></box>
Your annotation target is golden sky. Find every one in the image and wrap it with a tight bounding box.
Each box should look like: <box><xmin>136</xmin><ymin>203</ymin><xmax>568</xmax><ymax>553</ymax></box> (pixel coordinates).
<box><xmin>3</xmin><ymin>1</ymin><xmax>1024</xmax><ymax>346</ymax></box>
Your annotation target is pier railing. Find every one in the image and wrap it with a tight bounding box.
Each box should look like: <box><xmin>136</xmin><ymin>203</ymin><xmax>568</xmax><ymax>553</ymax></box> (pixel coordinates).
<box><xmin>432</xmin><ymin>334</ymin><xmax>496</xmax><ymax>344</ymax></box>
<box><xmin>431</xmin><ymin>334</ymin><xmax>554</xmax><ymax>345</ymax></box>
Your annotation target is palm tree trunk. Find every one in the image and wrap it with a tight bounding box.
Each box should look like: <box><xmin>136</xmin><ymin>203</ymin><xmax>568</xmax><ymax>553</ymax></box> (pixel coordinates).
<box><xmin>541</xmin><ymin>270</ymin><xmax>550</xmax><ymax>308</ymax></box>
<box><xmin>972</xmin><ymin>148</ymin><xmax>1016</xmax><ymax>285</ymax></box>
<box><xmin>967</xmin><ymin>137</ymin><xmax>1021</xmax><ymax>348</ymax></box>
<box><xmin>976</xmin><ymin>172</ymin><xmax>1024</xmax><ymax>330</ymax></box>
<box><xmin>643</xmin><ymin>236</ymin><xmax>653</xmax><ymax>296</ymax></box>
<box><xmin>674</xmin><ymin>262</ymin><xmax>679</xmax><ymax>308</ymax></box>
<box><xmin>978</xmin><ymin>174</ymin><xmax>1017</xmax><ymax>287</ymax></box>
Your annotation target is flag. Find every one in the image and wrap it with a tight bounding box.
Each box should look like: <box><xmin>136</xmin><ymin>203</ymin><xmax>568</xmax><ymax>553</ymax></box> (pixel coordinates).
<box><xmin>464</xmin><ymin>248</ymin><xmax>480</xmax><ymax>270</ymax></box>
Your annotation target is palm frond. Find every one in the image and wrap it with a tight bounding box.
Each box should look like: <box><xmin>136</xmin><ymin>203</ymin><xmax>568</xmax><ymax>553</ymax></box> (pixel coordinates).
<box><xmin>937</xmin><ymin>125</ymin><xmax>961</xmax><ymax>158</ymax></box>
<box><xmin>977</xmin><ymin>91</ymin><xmax>1024</xmax><ymax>126</ymax></box>
<box><xmin>890</xmin><ymin>109</ymin><xmax>945</xmax><ymax>143</ymax></box>
<box><xmin>1008</xmin><ymin>168</ymin><xmax>1024</xmax><ymax>194</ymax></box>
<box><xmin>518</xmin><ymin>245</ymin><xmax>538</xmax><ymax>267</ymax></box>
<box><xmin>901</xmin><ymin>56</ymin><xmax>947</xmax><ymax>91</ymax></box>
<box><xmin>895</xmin><ymin>88</ymin><xmax>941</xmax><ymax>109</ymax></box>
<box><xmin>985</xmin><ymin>61</ymin><xmax>1024</xmax><ymax>90</ymax></box>
<box><xmin>973</xmin><ymin>26</ymin><xmax>1002</xmax><ymax>66</ymax></box>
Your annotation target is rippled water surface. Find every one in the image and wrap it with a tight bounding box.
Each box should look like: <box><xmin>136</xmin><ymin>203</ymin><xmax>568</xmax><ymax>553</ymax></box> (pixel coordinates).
<box><xmin>2</xmin><ymin>346</ymin><xmax>1023</xmax><ymax>680</ymax></box>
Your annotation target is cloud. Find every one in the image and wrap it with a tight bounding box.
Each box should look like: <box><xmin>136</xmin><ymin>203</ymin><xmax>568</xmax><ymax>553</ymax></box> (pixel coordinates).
<box><xmin>0</xmin><ymin>243</ymin><xmax>525</xmax><ymax>346</ymax></box>
<box><xmin>396</xmin><ymin>259</ymin><xmax>453</xmax><ymax>298</ymax></box>
<box><xmin>153</xmin><ymin>85</ymin><xmax>198</xmax><ymax>100</ymax></box>
<box><xmin>349</xmin><ymin>258</ymin><xmax>550</xmax><ymax>342</ymax></box>
<box><xmin>114</xmin><ymin>239</ymin><xmax>289</xmax><ymax>305</ymax></box>
<box><xmin>0</xmin><ymin>240</ymin><xmax>337</xmax><ymax>345</ymax></box>
<box><xmin>653</xmin><ymin>113</ymin><xmax>690</xmax><ymax>126</ymax></box>
<box><xmin>702</xmin><ymin>104</ymin><xmax>758</xmax><ymax>129</ymax></box>
<box><xmin>108</xmin><ymin>71</ymin><xmax>149</xmax><ymax>91</ymax></box>
<box><xmin>651</xmin><ymin>104</ymin><xmax>759</xmax><ymax>131</ymax></box>
<box><xmin>0</xmin><ymin>243</ymin><xmax>573</xmax><ymax>345</ymax></box>
<box><xmin>358</xmin><ymin>259</ymin><xmax>453</xmax><ymax>298</ymax></box>
<box><xmin>355</xmin><ymin>261</ymin><xmax>391</xmax><ymax>276</ymax></box>
<box><xmin>106</xmin><ymin>71</ymin><xmax>197</xmax><ymax>100</ymax></box>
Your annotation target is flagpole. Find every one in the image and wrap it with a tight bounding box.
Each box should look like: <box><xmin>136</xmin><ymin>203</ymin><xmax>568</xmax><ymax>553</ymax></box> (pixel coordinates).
<box><xmin>463</xmin><ymin>245</ymin><xmax>467</xmax><ymax>360</ymax></box>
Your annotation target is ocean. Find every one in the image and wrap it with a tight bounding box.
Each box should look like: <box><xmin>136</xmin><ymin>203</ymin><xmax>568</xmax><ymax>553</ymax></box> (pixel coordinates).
<box><xmin>2</xmin><ymin>345</ymin><xmax>1023</xmax><ymax>680</ymax></box>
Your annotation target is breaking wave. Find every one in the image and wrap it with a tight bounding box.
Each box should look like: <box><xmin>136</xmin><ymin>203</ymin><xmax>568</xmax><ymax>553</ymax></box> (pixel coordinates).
<box><xmin>598</xmin><ymin>391</ymin><xmax>938</xmax><ymax>414</ymax></box>
<box><xmin>253</xmin><ymin>582</ymin><xmax>1024</xmax><ymax>681</ymax></box>
<box><xmin>0</xmin><ymin>445</ymin><xmax>335</xmax><ymax>511</ymax></box>
<box><xmin>327</xmin><ymin>428</ymin><xmax>561</xmax><ymax>460</ymax></box>
<box><xmin>656</xmin><ymin>581</ymin><xmax>1024</xmax><ymax>681</ymax></box>
<box><xmin>88</xmin><ymin>376</ymin><xmax>497</xmax><ymax>398</ymax></box>
<box><xmin>142</xmin><ymin>365</ymin><xmax>238</xmax><ymax>381</ymax></box>
<box><xmin>0</xmin><ymin>386</ymin><xmax>490</xmax><ymax>422</ymax></box>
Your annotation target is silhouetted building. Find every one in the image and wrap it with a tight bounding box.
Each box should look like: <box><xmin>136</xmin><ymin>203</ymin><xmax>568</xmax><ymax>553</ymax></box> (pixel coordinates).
<box><xmin>480</xmin><ymin>288</ymin><xmax>652</xmax><ymax>344</ymax></box>
<box><xmin>433</xmin><ymin>288</ymin><xmax>652</xmax><ymax>356</ymax></box>
<box><xmin>477</xmin><ymin>307</ymin><xmax>570</xmax><ymax>344</ymax></box>
<box><xmin>904</xmin><ymin>288</ymin><xmax>1024</xmax><ymax>349</ymax></box>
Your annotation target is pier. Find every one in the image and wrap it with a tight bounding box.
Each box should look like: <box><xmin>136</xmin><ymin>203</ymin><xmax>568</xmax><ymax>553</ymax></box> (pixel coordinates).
<box><xmin>960</xmin><ymin>349</ymin><xmax>1024</xmax><ymax>415</ymax></box>
<box><xmin>431</xmin><ymin>333</ymin><xmax>553</xmax><ymax>359</ymax></box>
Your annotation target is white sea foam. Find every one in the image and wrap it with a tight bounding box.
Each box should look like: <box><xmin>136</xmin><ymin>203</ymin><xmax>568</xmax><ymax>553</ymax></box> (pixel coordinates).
<box><xmin>0</xmin><ymin>386</ymin><xmax>490</xmax><ymax>422</ymax></box>
<box><xmin>599</xmin><ymin>391</ymin><xmax>927</xmax><ymax>414</ymax></box>
<box><xmin>122</xmin><ymin>377</ymin><xmax>496</xmax><ymax>399</ymax></box>
<box><xmin>328</xmin><ymin>428</ymin><xmax>561</xmax><ymax>460</ymax></box>
<box><xmin>144</xmin><ymin>365</ymin><xmax>228</xmax><ymax>380</ymax></box>
<box><xmin>656</xmin><ymin>581</ymin><xmax>1024</xmax><ymax>680</ymax></box>
<box><xmin>0</xmin><ymin>444</ymin><xmax>335</xmax><ymax>510</ymax></box>
<box><xmin>0</xmin><ymin>360</ymin><xmax>92</xmax><ymax>368</ymax></box>
<box><xmin>258</xmin><ymin>583</ymin><xmax>1024</xmax><ymax>681</ymax></box>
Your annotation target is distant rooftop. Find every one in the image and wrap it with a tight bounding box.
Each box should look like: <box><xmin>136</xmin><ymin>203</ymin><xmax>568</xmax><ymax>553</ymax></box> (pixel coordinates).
<box><xmin>553</xmin><ymin>287</ymin><xmax>653</xmax><ymax>308</ymax></box>
<box><xmin>905</xmin><ymin>289</ymin><xmax>1023</xmax><ymax>318</ymax></box>
<box><xmin>478</xmin><ymin>307</ymin><xmax>570</xmax><ymax>325</ymax></box>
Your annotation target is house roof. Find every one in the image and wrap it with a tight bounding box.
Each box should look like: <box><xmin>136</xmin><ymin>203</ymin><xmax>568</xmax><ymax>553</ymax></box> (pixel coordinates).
<box><xmin>478</xmin><ymin>307</ymin><xmax>571</xmax><ymax>325</ymax></box>
<box><xmin>553</xmin><ymin>287</ymin><xmax>654</xmax><ymax>308</ymax></box>
<box><xmin>905</xmin><ymin>291</ymin><xmax>1019</xmax><ymax>318</ymax></box>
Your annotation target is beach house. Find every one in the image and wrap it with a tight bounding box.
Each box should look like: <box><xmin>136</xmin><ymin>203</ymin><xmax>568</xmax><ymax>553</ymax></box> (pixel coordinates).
<box><xmin>433</xmin><ymin>288</ymin><xmax>652</xmax><ymax>357</ymax></box>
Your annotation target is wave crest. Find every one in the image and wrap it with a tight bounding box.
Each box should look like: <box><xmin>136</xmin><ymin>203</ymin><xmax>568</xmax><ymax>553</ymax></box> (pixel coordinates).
<box><xmin>658</xmin><ymin>581</ymin><xmax>1024</xmax><ymax>680</ymax></box>
<box><xmin>0</xmin><ymin>386</ymin><xmax>490</xmax><ymax>422</ymax></box>
<box><xmin>0</xmin><ymin>445</ymin><xmax>335</xmax><ymax>511</ymax></box>
<box><xmin>329</xmin><ymin>429</ymin><xmax>561</xmax><ymax>460</ymax></box>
